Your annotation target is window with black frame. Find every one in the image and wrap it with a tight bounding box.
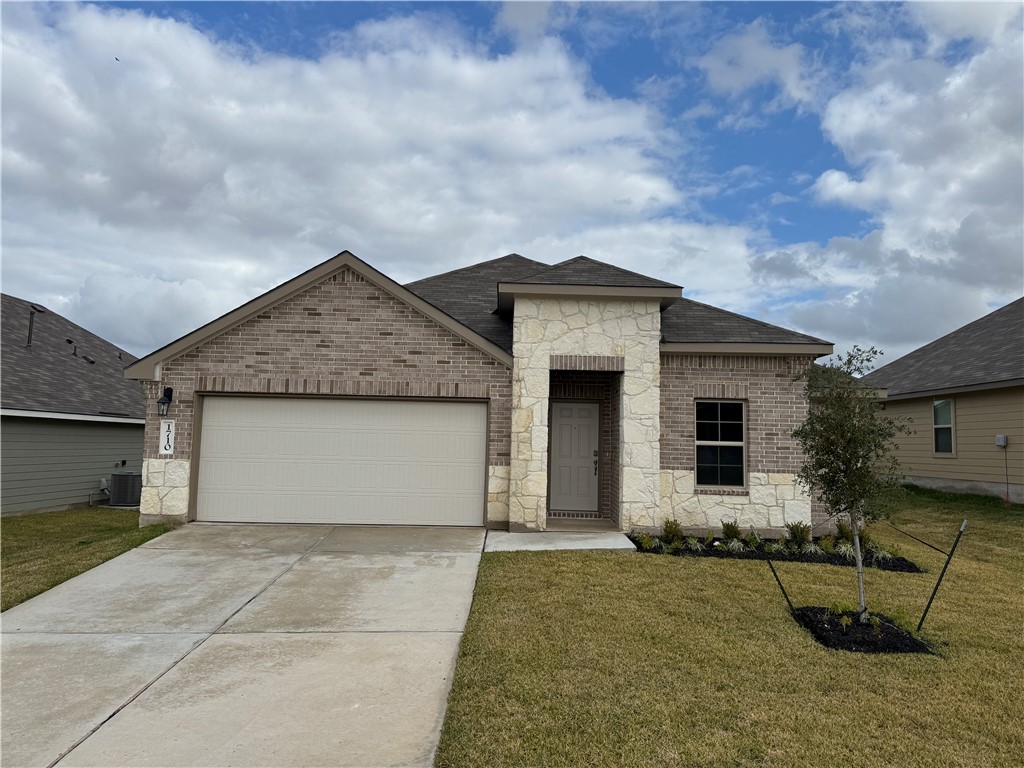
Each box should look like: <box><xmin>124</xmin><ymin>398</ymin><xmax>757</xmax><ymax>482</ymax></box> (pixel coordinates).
<box><xmin>695</xmin><ymin>401</ymin><xmax>745</xmax><ymax>487</ymax></box>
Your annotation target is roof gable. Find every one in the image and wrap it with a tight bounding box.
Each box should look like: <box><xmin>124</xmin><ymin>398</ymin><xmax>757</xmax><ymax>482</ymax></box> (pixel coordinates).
<box><xmin>126</xmin><ymin>251</ymin><xmax>514</xmax><ymax>380</ymax></box>
<box><xmin>1</xmin><ymin>294</ymin><xmax>146</xmax><ymax>419</ymax></box>
<box><xmin>861</xmin><ymin>297</ymin><xmax>1024</xmax><ymax>396</ymax></box>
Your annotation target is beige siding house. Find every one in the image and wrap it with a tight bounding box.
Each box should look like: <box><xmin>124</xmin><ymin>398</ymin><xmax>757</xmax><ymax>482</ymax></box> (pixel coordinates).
<box><xmin>125</xmin><ymin>251</ymin><xmax>833</xmax><ymax>532</ymax></box>
<box><xmin>862</xmin><ymin>299</ymin><xmax>1024</xmax><ymax>502</ymax></box>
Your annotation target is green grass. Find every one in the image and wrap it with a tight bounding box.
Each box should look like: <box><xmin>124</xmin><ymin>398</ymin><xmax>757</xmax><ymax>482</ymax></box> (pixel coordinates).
<box><xmin>1</xmin><ymin>508</ymin><xmax>170</xmax><ymax>611</ymax></box>
<box><xmin>437</xmin><ymin>487</ymin><xmax>1024</xmax><ymax>767</ymax></box>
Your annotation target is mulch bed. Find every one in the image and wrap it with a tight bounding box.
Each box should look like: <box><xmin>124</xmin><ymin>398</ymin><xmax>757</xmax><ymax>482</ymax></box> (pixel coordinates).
<box><xmin>793</xmin><ymin>607</ymin><xmax>934</xmax><ymax>654</ymax></box>
<box><xmin>629</xmin><ymin>538</ymin><xmax>923</xmax><ymax>573</ymax></box>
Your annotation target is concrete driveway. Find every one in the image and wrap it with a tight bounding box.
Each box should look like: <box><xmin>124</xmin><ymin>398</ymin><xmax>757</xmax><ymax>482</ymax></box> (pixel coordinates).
<box><xmin>1</xmin><ymin>523</ymin><xmax>484</xmax><ymax>768</ymax></box>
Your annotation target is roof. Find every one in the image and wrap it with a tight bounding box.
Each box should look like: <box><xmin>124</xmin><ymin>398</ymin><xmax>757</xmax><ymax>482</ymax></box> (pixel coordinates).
<box><xmin>125</xmin><ymin>251</ymin><xmax>515</xmax><ymax>380</ymax></box>
<box><xmin>1</xmin><ymin>294</ymin><xmax>146</xmax><ymax>420</ymax></box>
<box><xmin>861</xmin><ymin>297</ymin><xmax>1024</xmax><ymax>397</ymax></box>
<box><xmin>503</xmin><ymin>256</ymin><xmax>680</xmax><ymax>289</ymax></box>
<box><xmin>408</xmin><ymin>254</ymin><xmax>829</xmax><ymax>353</ymax></box>
<box><xmin>406</xmin><ymin>254</ymin><xmax>549</xmax><ymax>352</ymax></box>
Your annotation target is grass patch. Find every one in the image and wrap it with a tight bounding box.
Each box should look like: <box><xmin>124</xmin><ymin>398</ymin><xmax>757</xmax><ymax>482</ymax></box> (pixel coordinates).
<box><xmin>437</xmin><ymin>486</ymin><xmax>1024</xmax><ymax>767</ymax></box>
<box><xmin>1</xmin><ymin>508</ymin><xmax>170</xmax><ymax>611</ymax></box>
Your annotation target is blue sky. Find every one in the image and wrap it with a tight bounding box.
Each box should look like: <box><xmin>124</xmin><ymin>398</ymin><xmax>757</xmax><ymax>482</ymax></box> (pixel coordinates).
<box><xmin>2</xmin><ymin>2</ymin><xmax>1022</xmax><ymax>361</ymax></box>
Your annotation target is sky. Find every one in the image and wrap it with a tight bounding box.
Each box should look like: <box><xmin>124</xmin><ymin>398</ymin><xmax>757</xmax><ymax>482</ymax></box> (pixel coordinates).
<box><xmin>2</xmin><ymin>1</ymin><xmax>1022</xmax><ymax>365</ymax></box>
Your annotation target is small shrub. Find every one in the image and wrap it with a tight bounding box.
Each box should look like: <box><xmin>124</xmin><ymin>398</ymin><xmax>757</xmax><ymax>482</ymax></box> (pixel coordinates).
<box><xmin>662</xmin><ymin>518</ymin><xmax>684</xmax><ymax>544</ymax></box>
<box><xmin>818</xmin><ymin>535</ymin><xmax>837</xmax><ymax>556</ymax></box>
<box><xmin>684</xmin><ymin>536</ymin><xmax>705</xmax><ymax>553</ymax></box>
<box><xmin>867</xmin><ymin>541</ymin><xmax>893</xmax><ymax>564</ymax></box>
<box><xmin>634</xmin><ymin>533</ymin><xmax>661</xmax><ymax>553</ymax></box>
<box><xmin>835</xmin><ymin>519</ymin><xmax>854</xmax><ymax>544</ymax></box>
<box><xmin>785</xmin><ymin>521</ymin><xmax>812</xmax><ymax>549</ymax></box>
<box><xmin>663</xmin><ymin>540</ymin><xmax>684</xmax><ymax>555</ymax></box>
<box><xmin>835</xmin><ymin>540</ymin><xmax>856</xmax><ymax>561</ymax></box>
<box><xmin>763</xmin><ymin>540</ymin><xmax>788</xmax><ymax>556</ymax></box>
<box><xmin>802</xmin><ymin>541</ymin><xmax>825</xmax><ymax>557</ymax></box>
<box><xmin>869</xmin><ymin>614</ymin><xmax>882</xmax><ymax>638</ymax></box>
<box><xmin>839</xmin><ymin>615</ymin><xmax>853</xmax><ymax>634</ymax></box>
<box><xmin>724</xmin><ymin>537</ymin><xmax>746</xmax><ymax>553</ymax></box>
<box><xmin>744</xmin><ymin>528</ymin><xmax>762</xmax><ymax>551</ymax></box>
<box><xmin>721</xmin><ymin>519</ymin><xmax>742</xmax><ymax>540</ymax></box>
<box><xmin>703</xmin><ymin>531</ymin><xmax>716</xmax><ymax>547</ymax></box>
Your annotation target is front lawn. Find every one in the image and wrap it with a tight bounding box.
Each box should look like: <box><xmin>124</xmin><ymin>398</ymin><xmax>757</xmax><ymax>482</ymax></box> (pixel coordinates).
<box><xmin>1</xmin><ymin>508</ymin><xmax>170</xmax><ymax>611</ymax></box>
<box><xmin>436</xmin><ymin>487</ymin><xmax>1024</xmax><ymax>767</ymax></box>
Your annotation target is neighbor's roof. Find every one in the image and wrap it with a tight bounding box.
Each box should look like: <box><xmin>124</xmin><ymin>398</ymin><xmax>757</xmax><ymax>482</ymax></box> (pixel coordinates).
<box><xmin>408</xmin><ymin>254</ymin><xmax>830</xmax><ymax>353</ymax></box>
<box><xmin>1</xmin><ymin>294</ymin><xmax>146</xmax><ymax>419</ymax></box>
<box><xmin>861</xmin><ymin>297</ymin><xmax>1024</xmax><ymax>397</ymax></box>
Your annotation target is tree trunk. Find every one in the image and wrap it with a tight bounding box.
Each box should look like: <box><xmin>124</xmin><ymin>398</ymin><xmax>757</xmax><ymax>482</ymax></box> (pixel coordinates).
<box><xmin>851</xmin><ymin>511</ymin><xmax>868</xmax><ymax>623</ymax></box>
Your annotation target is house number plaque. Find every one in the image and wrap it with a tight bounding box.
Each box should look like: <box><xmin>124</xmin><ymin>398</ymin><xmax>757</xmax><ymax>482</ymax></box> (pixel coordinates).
<box><xmin>159</xmin><ymin>420</ymin><xmax>175</xmax><ymax>455</ymax></box>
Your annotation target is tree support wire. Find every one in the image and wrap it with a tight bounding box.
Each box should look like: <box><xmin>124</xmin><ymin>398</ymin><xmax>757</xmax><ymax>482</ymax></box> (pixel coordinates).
<box><xmin>766</xmin><ymin>559</ymin><xmax>795</xmax><ymax>614</ymax></box>
<box><xmin>885</xmin><ymin>520</ymin><xmax>948</xmax><ymax>555</ymax></box>
<box><xmin>917</xmin><ymin>519</ymin><xmax>968</xmax><ymax>634</ymax></box>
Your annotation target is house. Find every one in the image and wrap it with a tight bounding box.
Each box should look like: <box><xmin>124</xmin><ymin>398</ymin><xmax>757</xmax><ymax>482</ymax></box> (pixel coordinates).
<box><xmin>861</xmin><ymin>298</ymin><xmax>1024</xmax><ymax>503</ymax></box>
<box><xmin>1</xmin><ymin>294</ymin><xmax>146</xmax><ymax>515</ymax></box>
<box><xmin>124</xmin><ymin>251</ymin><xmax>833</xmax><ymax>532</ymax></box>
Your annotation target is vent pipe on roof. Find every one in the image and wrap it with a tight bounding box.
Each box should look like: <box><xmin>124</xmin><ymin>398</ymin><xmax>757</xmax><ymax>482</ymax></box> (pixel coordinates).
<box><xmin>25</xmin><ymin>306</ymin><xmax>46</xmax><ymax>348</ymax></box>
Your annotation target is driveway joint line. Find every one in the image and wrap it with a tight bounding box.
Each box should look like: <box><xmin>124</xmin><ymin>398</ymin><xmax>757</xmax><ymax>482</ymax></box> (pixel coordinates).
<box><xmin>46</xmin><ymin>525</ymin><xmax>338</xmax><ymax>768</ymax></box>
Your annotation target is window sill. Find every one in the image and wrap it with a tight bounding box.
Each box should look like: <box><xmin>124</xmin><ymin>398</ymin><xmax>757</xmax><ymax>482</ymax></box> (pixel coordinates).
<box><xmin>695</xmin><ymin>487</ymin><xmax>749</xmax><ymax>497</ymax></box>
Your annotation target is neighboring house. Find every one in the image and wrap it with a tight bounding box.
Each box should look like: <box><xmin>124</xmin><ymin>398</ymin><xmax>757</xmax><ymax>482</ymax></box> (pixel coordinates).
<box><xmin>125</xmin><ymin>251</ymin><xmax>833</xmax><ymax>532</ymax></box>
<box><xmin>1</xmin><ymin>294</ymin><xmax>146</xmax><ymax>514</ymax></box>
<box><xmin>862</xmin><ymin>298</ymin><xmax>1024</xmax><ymax>503</ymax></box>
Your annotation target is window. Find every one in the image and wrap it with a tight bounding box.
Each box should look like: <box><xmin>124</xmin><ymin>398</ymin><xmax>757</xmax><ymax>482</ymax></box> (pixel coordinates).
<box><xmin>933</xmin><ymin>399</ymin><xmax>955</xmax><ymax>454</ymax></box>
<box><xmin>695</xmin><ymin>401</ymin><xmax>745</xmax><ymax>486</ymax></box>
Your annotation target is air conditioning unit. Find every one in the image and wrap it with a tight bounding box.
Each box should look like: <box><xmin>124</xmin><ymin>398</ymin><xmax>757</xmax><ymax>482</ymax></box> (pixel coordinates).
<box><xmin>109</xmin><ymin>471</ymin><xmax>143</xmax><ymax>506</ymax></box>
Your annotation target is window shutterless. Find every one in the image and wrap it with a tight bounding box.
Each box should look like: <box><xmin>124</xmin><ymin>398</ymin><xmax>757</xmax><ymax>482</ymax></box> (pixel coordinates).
<box><xmin>933</xmin><ymin>398</ymin><xmax>954</xmax><ymax>454</ymax></box>
<box><xmin>695</xmin><ymin>400</ymin><xmax>745</xmax><ymax>487</ymax></box>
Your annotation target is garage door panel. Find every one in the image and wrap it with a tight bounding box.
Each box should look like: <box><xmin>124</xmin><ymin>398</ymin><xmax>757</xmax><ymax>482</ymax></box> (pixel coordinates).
<box><xmin>196</xmin><ymin>398</ymin><xmax>486</xmax><ymax>525</ymax></box>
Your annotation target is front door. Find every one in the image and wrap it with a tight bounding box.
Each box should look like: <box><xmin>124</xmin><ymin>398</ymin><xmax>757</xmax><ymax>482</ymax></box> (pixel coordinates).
<box><xmin>550</xmin><ymin>401</ymin><xmax>599</xmax><ymax>512</ymax></box>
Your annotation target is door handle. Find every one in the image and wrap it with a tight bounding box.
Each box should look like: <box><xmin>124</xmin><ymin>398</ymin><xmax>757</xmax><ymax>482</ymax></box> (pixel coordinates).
<box><xmin>594</xmin><ymin>458</ymin><xmax>598</xmax><ymax>476</ymax></box>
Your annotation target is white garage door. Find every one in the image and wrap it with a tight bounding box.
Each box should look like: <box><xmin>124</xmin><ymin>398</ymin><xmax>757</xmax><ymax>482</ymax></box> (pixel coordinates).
<box><xmin>196</xmin><ymin>397</ymin><xmax>486</xmax><ymax>525</ymax></box>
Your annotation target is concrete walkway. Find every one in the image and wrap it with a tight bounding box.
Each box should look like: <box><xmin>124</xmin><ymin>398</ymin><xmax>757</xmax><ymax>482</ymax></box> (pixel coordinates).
<box><xmin>1</xmin><ymin>524</ymin><xmax>484</xmax><ymax>768</ymax></box>
<box><xmin>484</xmin><ymin>530</ymin><xmax>636</xmax><ymax>552</ymax></box>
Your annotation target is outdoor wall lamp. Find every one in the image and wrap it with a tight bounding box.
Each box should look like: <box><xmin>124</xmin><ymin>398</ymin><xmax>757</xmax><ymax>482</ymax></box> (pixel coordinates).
<box><xmin>157</xmin><ymin>387</ymin><xmax>174</xmax><ymax>417</ymax></box>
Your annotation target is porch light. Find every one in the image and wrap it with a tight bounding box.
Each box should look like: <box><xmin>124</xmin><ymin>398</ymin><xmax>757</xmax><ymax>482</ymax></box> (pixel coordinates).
<box><xmin>157</xmin><ymin>387</ymin><xmax>174</xmax><ymax>417</ymax></box>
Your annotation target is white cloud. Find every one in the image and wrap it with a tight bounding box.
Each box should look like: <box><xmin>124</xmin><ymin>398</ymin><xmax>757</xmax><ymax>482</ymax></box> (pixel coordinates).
<box><xmin>697</xmin><ymin>19</ymin><xmax>817</xmax><ymax>107</ymax></box>
<box><xmin>2</xmin><ymin>3</ymin><xmax>720</xmax><ymax>355</ymax></box>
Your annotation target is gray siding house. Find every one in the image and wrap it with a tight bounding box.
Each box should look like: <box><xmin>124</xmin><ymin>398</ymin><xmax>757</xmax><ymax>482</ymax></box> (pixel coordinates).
<box><xmin>1</xmin><ymin>294</ymin><xmax>146</xmax><ymax>514</ymax></box>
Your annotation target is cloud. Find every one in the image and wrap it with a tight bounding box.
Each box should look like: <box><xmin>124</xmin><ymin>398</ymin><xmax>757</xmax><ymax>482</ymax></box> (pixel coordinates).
<box><xmin>2</xmin><ymin>3</ymin><xmax>720</xmax><ymax>355</ymax></box>
<box><xmin>697</xmin><ymin>19</ymin><xmax>817</xmax><ymax>107</ymax></box>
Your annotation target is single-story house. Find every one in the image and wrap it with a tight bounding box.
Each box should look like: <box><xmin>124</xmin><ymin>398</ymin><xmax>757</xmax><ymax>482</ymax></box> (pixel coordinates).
<box><xmin>1</xmin><ymin>294</ymin><xmax>146</xmax><ymax>515</ymax></box>
<box><xmin>862</xmin><ymin>298</ymin><xmax>1024</xmax><ymax>503</ymax></box>
<box><xmin>125</xmin><ymin>251</ymin><xmax>833</xmax><ymax>532</ymax></box>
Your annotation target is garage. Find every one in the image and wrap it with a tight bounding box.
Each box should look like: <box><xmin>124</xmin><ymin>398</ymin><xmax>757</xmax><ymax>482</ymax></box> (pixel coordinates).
<box><xmin>195</xmin><ymin>397</ymin><xmax>487</xmax><ymax>525</ymax></box>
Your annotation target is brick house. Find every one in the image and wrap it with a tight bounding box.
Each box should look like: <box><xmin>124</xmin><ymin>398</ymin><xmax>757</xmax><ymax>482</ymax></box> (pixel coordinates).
<box><xmin>125</xmin><ymin>251</ymin><xmax>832</xmax><ymax>532</ymax></box>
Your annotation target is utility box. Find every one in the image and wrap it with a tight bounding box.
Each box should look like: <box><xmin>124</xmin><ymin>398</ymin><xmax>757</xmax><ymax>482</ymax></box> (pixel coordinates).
<box><xmin>995</xmin><ymin>434</ymin><xmax>1008</xmax><ymax>447</ymax></box>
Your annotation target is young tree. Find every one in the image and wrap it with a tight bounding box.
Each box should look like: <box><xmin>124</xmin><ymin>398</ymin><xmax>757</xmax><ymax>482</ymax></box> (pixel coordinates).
<box><xmin>792</xmin><ymin>346</ymin><xmax>908</xmax><ymax>622</ymax></box>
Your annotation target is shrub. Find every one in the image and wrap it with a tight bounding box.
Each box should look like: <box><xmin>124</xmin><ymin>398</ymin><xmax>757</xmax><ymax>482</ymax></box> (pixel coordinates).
<box><xmin>835</xmin><ymin>540</ymin><xmax>856</xmax><ymax>561</ymax></box>
<box><xmin>785</xmin><ymin>521</ymin><xmax>812</xmax><ymax>549</ymax></box>
<box><xmin>721</xmin><ymin>519</ymin><xmax>742</xmax><ymax>540</ymax></box>
<box><xmin>662</xmin><ymin>518</ymin><xmax>684</xmax><ymax>544</ymax></box>
<box><xmin>818</xmin><ymin>535</ymin><xmax>837</xmax><ymax>556</ymax></box>
<box><xmin>744</xmin><ymin>528</ymin><xmax>762</xmax><ymax>551</ymax></box>
<box><xmin>867</xmin><ymin>541</ymin><xmax>893</xmax><ymax>564</ymax></box>
<box><xmin>802</xmin><ymin>541</ymin><xmax>825</xmax><ymax>557</ymax></box>
<box><xmin>634</xmin><ymin>533</ymin><xmax>661</xmax><ymax>552</ymax></box>
<box><xmin>724</xmin><ymin>537</ymin><xmax>746</xmax><ymax>553</ymax></box>
<box><xmin>836</xmin><ymin>519</ymin><xmax>854</xmax><ymax>544</ymax></box>
<box><xmin>763</xmin><ymin>540</ymin><xmax>788</xmax><ymax>556</ymax></box>
<box><xmin>684</xmin><ymin>536</ymin><xmax>705</xmax><ymax>553</ymax></box>
<box><xmin>663</xmin><ymin>540</ymin><xmax>684</xmax><ymax>555</ymax></box>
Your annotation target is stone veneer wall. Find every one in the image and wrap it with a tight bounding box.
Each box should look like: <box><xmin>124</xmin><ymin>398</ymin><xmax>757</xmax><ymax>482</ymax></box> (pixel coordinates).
<box><xmin>658</xmin><ymin>353</ymin><xmax>822</xmax><ymax>531</ymax></box>
<box><xmin>140</xmin><ymin>266</ymin><xmax>513</xmax><ymax>525</ymax></box>
<box><xmin>509</xmin><ymin>297</ymin><xmax>661</xmax><ymax>531</ymax></box>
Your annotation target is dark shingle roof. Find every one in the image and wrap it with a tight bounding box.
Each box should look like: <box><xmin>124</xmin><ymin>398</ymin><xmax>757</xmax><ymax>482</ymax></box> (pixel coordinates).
<box><xmin>406</xmin><ymin>254</ymin><xmax>549</xmax><ymax>352</ymax></box>
<box><xmin>660</xmin><ymin>298</ymin><xmax>830</xmax><ymax>345</ymax></box>
<box><xmin>407</xmin><ymin>255</ymin><xmax>828</xmax><ymax>352</ymax></box>
<box><xmin>504</xmin><ymin>256</ymin><xmax>680</xmax><ymax>289</ymax></box>
<box><xmin>1</xmin><ymin>294</ymin><xmax>146</xmax><ymax>418</ymax></box>
<box><xmin>861</xmin><ymin>298</ymin><xmax>1024</xmax><ymax>396</ymax></box>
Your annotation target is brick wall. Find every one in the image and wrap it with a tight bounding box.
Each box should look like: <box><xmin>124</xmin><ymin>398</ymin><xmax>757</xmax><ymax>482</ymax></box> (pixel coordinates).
<box><xmin>146</xmin><ymin>266</ymin><xmax>512</xmax><ymax>466</ymax></box>
<box><xmin>660</xmin><ymin>353</ymin><xmax>814</xmax><ymax>473</ymax></box>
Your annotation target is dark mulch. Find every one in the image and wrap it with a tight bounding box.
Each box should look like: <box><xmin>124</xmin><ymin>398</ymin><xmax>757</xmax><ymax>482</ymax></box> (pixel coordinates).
<box><xmin>793</xmin><ymin>607</ymin><xmax>934</xmax><ymax>654</ymax></box>
<box><xmin>628</xmin><ymin>537</ymin><xmax>923</xmax><ymax>573</ymax></box>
